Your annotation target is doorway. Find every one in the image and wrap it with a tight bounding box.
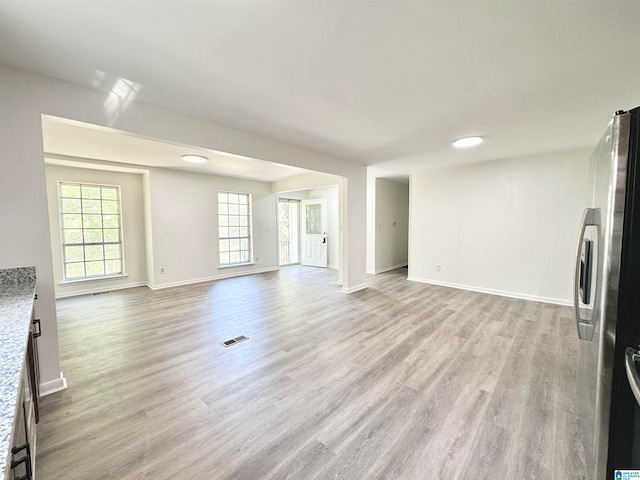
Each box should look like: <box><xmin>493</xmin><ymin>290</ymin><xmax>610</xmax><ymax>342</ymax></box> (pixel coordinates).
<box><xmin>277</xmin><ymin>185</ymin><xmax>338</xmax><ymax>270</ymax></box>
<box><xmin>373</xmin><ymin>177</ymin><xmax>409</xmax><ymax>275</ymax></box>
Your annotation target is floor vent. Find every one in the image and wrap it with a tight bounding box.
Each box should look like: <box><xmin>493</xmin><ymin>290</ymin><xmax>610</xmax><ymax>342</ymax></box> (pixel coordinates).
<box><xmin>221</xmin><ymin>335</ymin><xmax>249</xmax><ymax>347</ymax></box>
<box><xmin>91</xmin><ymin>291</ymin><xmax>112</xmax><ymax>296</ymax></box>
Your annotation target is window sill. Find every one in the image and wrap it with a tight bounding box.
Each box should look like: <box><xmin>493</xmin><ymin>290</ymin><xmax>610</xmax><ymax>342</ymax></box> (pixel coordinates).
<box><xmin>218</xmin><ymin>262</ymin><xmax>255</xmax><ymax>270</ymax></box>
<box><xmin>60</xmin><ymin>274</ymin><xmax>129</xmax><ymax>285</ymax></box>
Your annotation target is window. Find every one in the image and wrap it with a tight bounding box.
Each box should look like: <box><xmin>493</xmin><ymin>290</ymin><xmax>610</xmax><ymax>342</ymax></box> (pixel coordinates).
<box><xmin>58</xmin><ymin>182</ymin><xmax>124</xmax><ymax>280</ymax></box>
<box><xmin>218</xmin><ymin>191</ymin><xmax>252</xmax><ymax>266</ymax></box>
<box><xmin>278</xmin><ymin>199</ymin><xmax>299</xmax><ymax>265</ymax></box>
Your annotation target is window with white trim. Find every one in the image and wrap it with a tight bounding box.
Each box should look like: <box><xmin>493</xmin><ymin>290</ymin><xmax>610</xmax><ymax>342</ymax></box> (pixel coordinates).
<box><xmin>59</xmin><ymin>182</ymin><xmax>124</xmax><ymax>280</ymax></box>
<box><xmin>218</xmin><ymin>191</ymin><xmax>252</xmax><ymax>266</ymax></box>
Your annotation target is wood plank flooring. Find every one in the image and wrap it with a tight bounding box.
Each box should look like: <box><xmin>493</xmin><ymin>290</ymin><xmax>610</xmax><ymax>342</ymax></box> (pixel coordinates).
<box><xmin>36</xmin><ymin>267</ymin><xmax>588</xmax><ymax>479</ymax></box>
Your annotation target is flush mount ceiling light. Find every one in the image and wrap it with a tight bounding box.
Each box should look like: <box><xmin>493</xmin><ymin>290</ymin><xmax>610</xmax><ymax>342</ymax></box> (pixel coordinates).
<box><xmin>182</xmin><ymin>154</ymin><xmax>208</xmax><ymax>163</ymax></box>
<box><xmin>453</xmin><ymin>136</ymin><xmax>484</xmax><ymax>148</ymax></box>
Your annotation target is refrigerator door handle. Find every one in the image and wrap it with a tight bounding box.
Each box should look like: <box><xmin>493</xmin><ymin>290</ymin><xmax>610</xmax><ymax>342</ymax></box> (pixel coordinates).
<box><xmin>574</xmin><ymin>208</ymin><xmax>598</xmax><ymax>341</ymax></box>
<box><xmin>625</xmin><ymin>346</ymin><xmax>640</xmax><ymax>406</ymax></box>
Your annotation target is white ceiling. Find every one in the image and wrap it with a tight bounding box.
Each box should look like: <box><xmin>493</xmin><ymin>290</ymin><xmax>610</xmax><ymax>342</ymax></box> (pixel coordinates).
<box><xmin>2</xmin><ymin>1</ymin><xmax>640</xmax><ymax>178</ymax></box>
<box><xmin>41</xmin><ymin>116</ymin><xmax>312</xmax><ymax>182</ymax></box>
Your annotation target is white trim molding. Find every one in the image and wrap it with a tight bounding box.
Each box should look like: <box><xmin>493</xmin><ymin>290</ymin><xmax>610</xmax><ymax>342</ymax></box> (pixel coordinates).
<box><xmin>148</xmin><ymin>266</ymin><xmax>279</xmax><ymax>290</ymax></box>
<box><xmin>407</xmin><ymin>276</ymin><xmax>571</xmax><ymax>306</ymax></box>
<box><xmin>373</xmin><ymin>262</ymin><xmax>408</xmax><ymax>274</ymax></box>
<box><xmin>341</xmin><ymin>283</ymin><xmax>368</xmax><ymax>294</ymax></box>
<box><xmin>55</xmin><ymin>281</ymin><xmax>146</xmax><ymax>299</ymax></box>
<box><xmin>40</xmin><ymin>372</ymin><xmax>67</xmax><ymax>397</ymax></box>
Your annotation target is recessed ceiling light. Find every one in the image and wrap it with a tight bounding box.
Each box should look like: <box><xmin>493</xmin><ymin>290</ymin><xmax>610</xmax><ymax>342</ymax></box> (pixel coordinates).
<box><xmin>182</xmin><ymin>154</ymin><xmax>208</xmax><ymax>163</ymax></box>
<box><xmin>453</xmin><ymin>136</ymin><xmax>484</xmax><ymax>148</ymax></box>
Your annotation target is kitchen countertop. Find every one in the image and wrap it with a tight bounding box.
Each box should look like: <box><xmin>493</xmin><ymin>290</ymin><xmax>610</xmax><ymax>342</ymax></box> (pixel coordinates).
<box><xmin>0</xmin><ymin>267</ymin><xmax>36</xmax><ymax>480</ymax></box>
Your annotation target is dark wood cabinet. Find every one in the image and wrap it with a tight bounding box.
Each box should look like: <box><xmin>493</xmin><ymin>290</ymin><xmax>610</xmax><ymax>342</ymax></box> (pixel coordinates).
<box><xmin>1</xmin><ymin>268</ymin><xmax>39</xmax><ymax>479</ymax></box>
<box><xmin>9</xmin><ymin>307</ymin><xmax>40</xmax><ymax>479</ymax></box>
<box><xmin>27</xmin><ymin>312</ymin><xmax>40</xmax><ymax>424</ymax></box>
<box><xmin>9</xmin><ymin>363</ymin><xmax>33</xmax><ymax>480</ymax></box>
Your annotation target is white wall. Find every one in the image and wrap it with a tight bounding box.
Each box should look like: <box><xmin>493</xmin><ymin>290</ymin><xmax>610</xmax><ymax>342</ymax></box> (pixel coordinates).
<box><xmin>45</xmin><ymin>158</ymin><xmax>284</xmax><ymax>292</ymax></box>
<box><xmin>0</xmin><ymin>74</ymin><xmax>63</xmax><ymax>394</ymax></box>
<box><xmin>147</xmin><ymin>167</ymin><xmax>277</xmax><ymax>287</ymax></box>
<box><xmin>272</xmin><ymin>172</ymin><xmax>343</xmax><ymax>193</ymax></box>
<box><xmin>366</xmin><ymin>172</ymin><xmax>376</xmax><ymax>274</ymax></box>
<box><xmin>45</xmin><ymin>164</ymin><xmax>148</xmax><ymax>297</ymax></box>
<box><xmin>374</xmin><ymin>178</ymin><xmax>409</xmax><ymax>273</ymax></box>
<box><xmin>0</xmin><ymin>64</ymin><xmax>368</xmax><ymax>393</ymax></box>
<box><xmin>409</xmin><ymin>148</ymin><xmax>591</xmax><ymax>304</ymax></box>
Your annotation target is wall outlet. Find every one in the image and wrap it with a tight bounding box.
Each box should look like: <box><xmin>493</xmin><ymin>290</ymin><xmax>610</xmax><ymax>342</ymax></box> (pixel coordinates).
<box><xmin>160</xmin><ymin>267</ymin><xmax>165</xmax><ymax>274</ymax></box>
<box><xmin>435</xmin><ymin>264</ymin><xmax>441</xmax><ymax>272</ymax></box>
<box><xmin>255</xmin><ymin>256</ymin><xmax>259</xmax><ymax>262</ymax></box>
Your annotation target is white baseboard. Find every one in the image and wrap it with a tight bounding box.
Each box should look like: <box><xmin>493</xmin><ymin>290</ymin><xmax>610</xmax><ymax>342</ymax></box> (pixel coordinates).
<box><xmin>328</xmin><ymin>264</ymin><xmax>339</xmax><ymax>270</ymax></box>
<box><xmin>148</xmin><ymin>266</ymin><xmax>279</xmax><ymax>290</ymax></box>
<box><xmin>374</xmin><ymin>263</ymin><xmax>408</xmax><ymax>274</ymax></box>
<box><xmin>341</xmin><ymin>283</ymin><xmax>368</xmax><ymax>294</ymax></box>
<box><xmin>40</xmin><ymin>372</ymin><xmax>67</xmax><ymax>397</ymax></box>
<box><xmin>56</xmin><ymin>281</ymin><xmax>147</xmax><ymax>299</ymax></box>
<box><xmin>406</xmin><ymin>276</ymin><xmax>571</xmax><ymax>306</ymax></box>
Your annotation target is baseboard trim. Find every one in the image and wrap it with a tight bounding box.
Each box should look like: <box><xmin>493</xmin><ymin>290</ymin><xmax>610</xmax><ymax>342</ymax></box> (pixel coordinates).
<box><xmin>341</xmin><ymin>283</ymin><xmax>368</xmax><ymax>294</ymax></box>
<box><xmin>374</xmin><ymin>263</ymin><xmax>408</xmax><ymax>274</ymax></box>
<box><xmin>40</xmin><ymin>372</ymin><xmax>67</xmax><ymax>397</ymax></box>
<box><xmin>148</xmin><ymin>266</ymin><xmax>279</xmax><ymax>290</ymax></box>
<box><xmin>56</xmin><ymin>281</ymin><xmax>147</xmax><ymax>299</ymax></box>
<box><xmin>328</xmin><ymin>264</ymin><xmax>339</xmax><ymax>270</ymax></box>
<box><xmin>406</xmin><ymin>276</ymin><xmax>571</xmax><ymax>306</ymax></box>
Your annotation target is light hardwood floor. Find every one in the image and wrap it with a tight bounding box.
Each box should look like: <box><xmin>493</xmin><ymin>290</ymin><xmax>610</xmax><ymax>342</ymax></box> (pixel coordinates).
<box><xmin>37</xmin><ymin>267</ymin><xmax>587</xmax><ymax>479</ymax></box>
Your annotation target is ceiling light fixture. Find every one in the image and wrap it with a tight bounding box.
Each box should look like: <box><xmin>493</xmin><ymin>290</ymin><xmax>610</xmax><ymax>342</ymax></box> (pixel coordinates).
<box><xmin>182</xmin><ymin>154</ymin><xmax>208</xmax><ymax>163</ymax></box>
<box><xmin>453</xmin><ymin>136</ymin><xmax>484</xmax><ymax>148</ymax></box>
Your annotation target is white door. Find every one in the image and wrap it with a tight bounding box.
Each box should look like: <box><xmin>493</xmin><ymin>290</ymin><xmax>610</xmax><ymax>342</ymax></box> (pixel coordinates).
<box><xmin>300</xmin><ymin>198</ymin><xmax>327</xmax><ymax>267</ymax></box>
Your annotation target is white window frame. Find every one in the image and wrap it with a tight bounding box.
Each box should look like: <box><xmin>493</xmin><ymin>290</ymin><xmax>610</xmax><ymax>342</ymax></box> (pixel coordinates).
<box><xmin>58</xmin><ymin>181</ymin><xmax>125</xmax><ymax>282</ymax></box>
<box><xmin>218</xmin><ymin>191</ymin><xmax>253</xmax><ymax>267</ymax></box>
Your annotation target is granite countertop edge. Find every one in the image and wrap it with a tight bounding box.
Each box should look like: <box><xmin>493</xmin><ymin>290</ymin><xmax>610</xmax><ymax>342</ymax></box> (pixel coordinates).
<box><xmin>0</xmin><ymin>267</ymin><xmax>36</xmax><ymax>480</ymax></box>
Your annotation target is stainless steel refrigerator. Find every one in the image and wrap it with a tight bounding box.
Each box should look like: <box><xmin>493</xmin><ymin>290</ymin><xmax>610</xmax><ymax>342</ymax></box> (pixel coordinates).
<box><xmin>576</xmin><ymin>106</ymin><xmax>640</xmax><ymax>479</ymax></box>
